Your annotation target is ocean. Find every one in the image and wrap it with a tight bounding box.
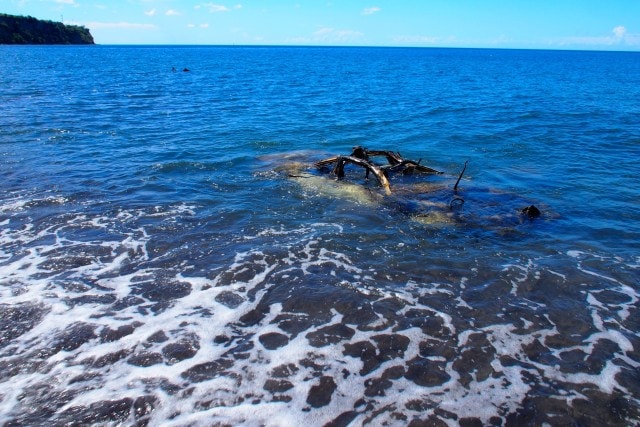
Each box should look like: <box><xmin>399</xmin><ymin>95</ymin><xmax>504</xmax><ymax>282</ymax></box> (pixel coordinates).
<box><xmin>0</xmin><ymin>45</ymin><xmax>638</xmax><ymax>426</ymax></box>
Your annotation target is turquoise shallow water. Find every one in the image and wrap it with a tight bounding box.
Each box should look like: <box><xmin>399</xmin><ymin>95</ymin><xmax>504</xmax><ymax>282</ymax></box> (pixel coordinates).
<box><xmin>0</xmin><ymin>46</ymin><xmax>639</xmax><ymax>425</ymax></box>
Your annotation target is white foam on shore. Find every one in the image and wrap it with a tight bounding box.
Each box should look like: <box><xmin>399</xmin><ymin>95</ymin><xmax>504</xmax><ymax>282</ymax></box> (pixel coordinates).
<box><xmin>0</xmin><ymin>196</ymin><xmax>638</xmax><ymax>426</ymax></box>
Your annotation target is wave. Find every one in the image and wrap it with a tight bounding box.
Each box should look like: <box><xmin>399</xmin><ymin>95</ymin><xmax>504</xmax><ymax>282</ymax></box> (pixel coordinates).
<box><xmin>0</xmin><ymin>196</ymin><xmax>637</xmax><ymax>425</ymax></box>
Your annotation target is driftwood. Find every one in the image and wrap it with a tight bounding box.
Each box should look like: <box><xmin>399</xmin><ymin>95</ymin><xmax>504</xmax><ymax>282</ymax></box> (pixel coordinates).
<box><xmin>354</xmin><ymin>147</ymin><xmax>442</xmax><ymax>175</ymax></box>
<box><xmin>331</xmin><ymin>155</ymin><xmax>392</xmax><ymax>195</ymax></box>
<box><xmin>315</xmin><ymin>146</ymin><xmax>442</xmax><ymax>195</ymax></box>
<box><xmin>308</xmin><ymin>146</ymin><xmax>542</xmax><ymax>220</ymax></box>
<box><xmin>454</xmin><ymin>160</ymin><xmax>468</xmax><ymax>193</ymax></box>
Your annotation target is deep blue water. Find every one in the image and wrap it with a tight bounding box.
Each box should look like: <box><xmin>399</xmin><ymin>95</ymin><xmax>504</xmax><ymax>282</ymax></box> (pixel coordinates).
<box><xmin>0</xmin><ymin>45</ymin><xmax>639</xmax><ymax>426</ymax></box>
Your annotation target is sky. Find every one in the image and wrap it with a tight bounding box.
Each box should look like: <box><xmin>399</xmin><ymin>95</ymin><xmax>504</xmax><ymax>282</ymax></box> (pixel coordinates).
<box><xmin>3</xmin><ymin>0</ymin><xmax>640</xmax><ymax>50</ymax></box>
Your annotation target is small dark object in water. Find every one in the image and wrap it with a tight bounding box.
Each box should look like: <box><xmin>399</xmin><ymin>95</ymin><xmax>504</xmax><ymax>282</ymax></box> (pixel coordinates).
<box><xmin>454</xmin><ymin>160</ymin><xmax>468</xmax><ymax>193</ymax></box>
<box><xmin>183</xmin><ymin>68</ymin><xmax>190</xmax><ymax>72</ymax></box>
<box><xmin>450</xmin><ymin>197</ymin><xmax>465</xmax><ymax>210</ymax></box>
<box><xmin>351</xmin><ymin>146</ymin><xmax>369</xmax><ymax>160</ymax></box>
<box><xmin>521</xmin><ymin>205</ymin><xmax>541</xmax><ymax>218</ymax></box>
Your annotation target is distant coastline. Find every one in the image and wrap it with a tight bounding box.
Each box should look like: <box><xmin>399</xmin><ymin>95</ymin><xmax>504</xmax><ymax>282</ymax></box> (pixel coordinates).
<box><xmin>0</xmin><ymin>13</ymin><xmax>94</xmax><ymax>44</ymax></box>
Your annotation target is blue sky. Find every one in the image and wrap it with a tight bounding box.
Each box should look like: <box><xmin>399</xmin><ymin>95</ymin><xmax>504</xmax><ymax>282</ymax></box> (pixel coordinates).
<box><xmin>3</xmin><ymin>0</ymin><xmax>640</xmax><ymax>50</ymax></box>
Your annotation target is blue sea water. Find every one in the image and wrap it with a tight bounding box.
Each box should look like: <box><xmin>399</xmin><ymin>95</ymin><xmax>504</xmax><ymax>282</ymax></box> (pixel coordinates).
<box><xmin>0</xmin><ymin>45</ymin><xmax>639</xmax><ymax>426</ymax></box>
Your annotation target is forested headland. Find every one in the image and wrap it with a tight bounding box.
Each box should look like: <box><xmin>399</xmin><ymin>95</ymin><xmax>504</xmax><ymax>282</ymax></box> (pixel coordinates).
<box><xmin>0</xmin><ymin>13</ymin><xmax>94</xmax><ymax>44</ymax></box>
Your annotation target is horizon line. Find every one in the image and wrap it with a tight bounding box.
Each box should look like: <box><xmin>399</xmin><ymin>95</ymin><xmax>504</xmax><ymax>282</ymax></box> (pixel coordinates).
<box><xmin>15</xmin><ymin>43</ymin><xmax>637</xmax><ymax>53</ymax></box>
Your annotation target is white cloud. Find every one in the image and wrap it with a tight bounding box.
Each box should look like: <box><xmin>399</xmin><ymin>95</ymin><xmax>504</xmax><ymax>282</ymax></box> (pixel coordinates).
<box><xmin>362</xmin><ymin>6</ymin><xmax>380</xmax><ymax>15</ymax></box>
<box><xmin>196</xmin><ymin>3</ymin><xmax>241</xmax><ymax>13</ymax></box>
<box><xmin>314</xmin><ymin>27</ymin><xmax>333</xmax><ymax>37</ymax></box>
<box><xmin>200</xmin><ymin>23</ymin><xmax>210</xmax><ymax>28</ymax></box>
<box><xmin>613</xmin><ymin>25</ymin><xmax>627</xmax><ymax>39</ymax></box>
<box><xmin>165</xmin><ymin>9</ymin><xmax>181</xmax><ymax>16</ymax></box>
<box><xmin>51</xmin><ymin>0</ymin><xmax>79</xmax><ymax>7</ymax></box>
<box><xmin>85</xmin><ymin>21</ymin><xmax>157</xmax><ymax>30</ymax></box>
<box><xmin>392</xmin><ymin>35</ymin><xmax>457</xmax><ymax>45</ymax></box>
<box><xmin>195</xmin><ymin>3</ymin><xmax>242</xmax><ymax>12</ymax></box>
<box><xmin>611</xmin><ymin>25</ymin><xmax>640</xmax><ymax>45</ymax></box>
<box><xmin>209</xmin><ymin>4</ymin><xmax>230</xmax><ymax>12</ymax></box>
<box><xmin>392</xmin><ymin>35</ymin><xmax>438</xmax><ymax>44</ymax></box>
<box><xmin>144</xmin><ymin>8</ymin><xmax>156</xmax><ymax>16</ymax></box>
<box><xmin>623</xmin><ymin>32</ymin><xmax>640</xmax><ymax>45</ymax></box>
<box><xmin>312</xmin><ymin>27</ymin><xmax>364</xmax><ymax>42</ymax></box>
<box><xmin>286</xmin><ymin>26</ymin><xmax>365</xmax><ymax>45</ymax></box>
<box><xmin>556</xmin><ymin>25</ymin><xmax>640</xmax><ymax>48</ymax></box>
